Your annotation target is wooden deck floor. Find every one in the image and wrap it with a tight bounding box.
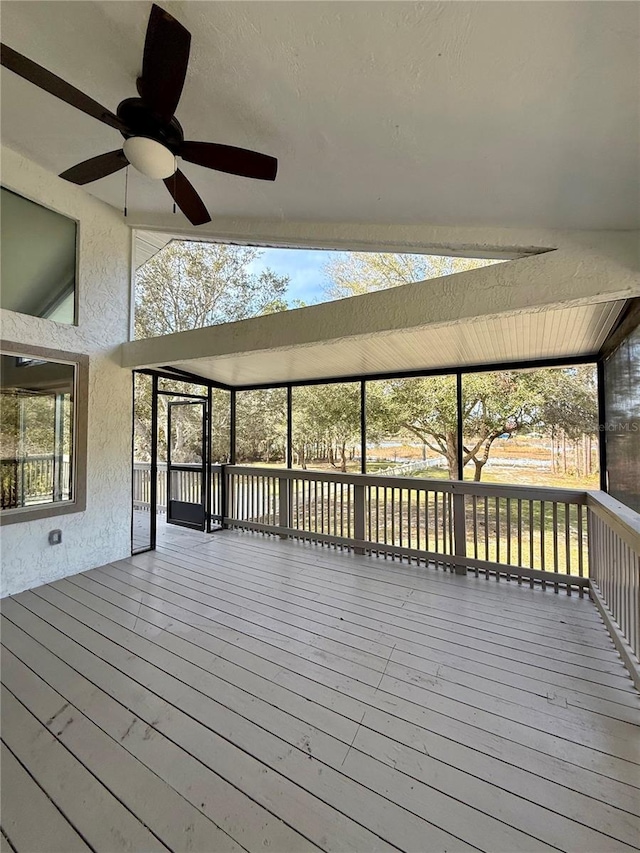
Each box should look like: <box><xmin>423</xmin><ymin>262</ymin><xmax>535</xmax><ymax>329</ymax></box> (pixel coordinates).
<box><xmin>2</xmin><ymin>525</ymin><xmax>639</xmax><ymax>853</ymax></box>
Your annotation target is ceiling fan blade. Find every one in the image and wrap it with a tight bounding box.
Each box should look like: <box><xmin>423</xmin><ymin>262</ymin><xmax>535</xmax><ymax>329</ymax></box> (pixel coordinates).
<box><xmin>59</xmin><ymin>150</ymin><xmax>128</xmax><ymax>185</ymax></box>
<box><xmin>1</xmin><ymin>43</ymin><xmax>127</xmax><ymax>132</ymax></box>
<box><xmin>164</xmin><ymin>169</ymin><xmax>211</xmax><ymax>226</ymax></box>
<box><xmin>137</xmin><ymin>4</ymin><xmax>190</xmax><ymax>122</ymax></box>
<box><xmin>181</xmin><ymin>141</ymin><xmax>278</xmax><ymax>181</ymax></box>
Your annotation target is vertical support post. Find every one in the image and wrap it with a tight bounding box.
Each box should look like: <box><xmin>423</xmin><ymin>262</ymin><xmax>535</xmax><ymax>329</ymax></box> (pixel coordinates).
<box><xmin>360</xmin><ymin>381</ymin><xmax>367</xmax><ymax>474</ymax></box>
<box><xmin>206</xmin><ymin>384</ymin><xmax>213</xmax><ymax>532</ymax></box>
<box><xmin>286</xmin><ymin>386</ymin><xmax>292</xmax><ymax>468</ymax></box>
<box><xmin>456</xmin><ymin>371</ymin><xmax>464</xmax><ymax>481</ymax></box>
<box><xmin>220</xmin><ymin>464</ymin><xmax>229</xmax><ymax>529</ymax></box>
<box><xmin>19</xmin><ymin>395</ymin><xmax>26</xmax><ymax>507</ymax></box>
<box><xmin>130</xmin><ymin>372</ymin><xmax>136</xmax><ymax>551</ymax></box>
<box><xmin>230</xmin><ymin>389</ymin><xmax>237</xmax><ymax>464</ymax></box>
<box><xmin>354</xmin><ymin>483</ymin><xmax>366</xmax><ymax>554</ymax></box>
<box><xmin>52</xmin><ymin>392</ymin><xmax>65</xmax><ymax>501</ymax></box>
<box><xmin>278</xmin><ymin>476</ymin><xmax>290</xmax><ymax>538</ymax></box>
<box><xmin>597</xmin><ymin>359</ymin><xmax>607</xmax><ymax>492</ymax></box>
<box><xmin>150</xmin><ymin>373</ymin><xmax>158</xmax><ymax>550</ymax></box>
<box><xmin>453</xmin><ymin>489</ymin><xmax>467</xmax><ymax>575</ymax></box>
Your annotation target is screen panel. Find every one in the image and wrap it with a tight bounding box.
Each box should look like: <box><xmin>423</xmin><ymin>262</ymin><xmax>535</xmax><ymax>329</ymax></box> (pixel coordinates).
<box><xmin>604</xmin><ymin>323</ymin><xmax>640</xmax><ymax>512</ymax></box>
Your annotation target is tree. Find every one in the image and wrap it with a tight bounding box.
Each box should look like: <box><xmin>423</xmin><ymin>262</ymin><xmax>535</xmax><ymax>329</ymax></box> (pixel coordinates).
<box><xmin>537</xmin><ymin>366</ymin><xmax>598</xmax><ymax>476</ymax></box>
<box><xmin>236</xmin><ymin>389</ymin><xmax>287</xmax><ymax>463</ymax></box>
<box><xmin>134</xmin><ymin>242</ymin><xmax>290</xmax><ymax>461</ymax></box>
<box><xmin>461</xmin><ymin>372</ymin><xmax>545</xmax><ymax>480</ymax></box>
<box><xmin>323</xmin><ymin>252</ymin><xmax>501</xmax><ymax>300</ymax></box>
<box><xmin>292</xmin><ymin>384</ymin><xmax>361</xmax><ymax>472</ymax></box>
<box><xmin>135</xmin><ymin>241</ymin><xmax>289</xmax><ymax>339</ymax></box>
<box><xmin>382</xmin><ymin>373</ymin><xmax>544</xmax><ymax>481</ymax></box>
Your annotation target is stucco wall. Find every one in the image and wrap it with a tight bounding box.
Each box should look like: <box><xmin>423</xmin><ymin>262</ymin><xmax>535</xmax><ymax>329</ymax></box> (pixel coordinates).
<box><xmin>1</xmin><ymin>146</ymin><xmax>132</xmax><ymax>596</ymax></box>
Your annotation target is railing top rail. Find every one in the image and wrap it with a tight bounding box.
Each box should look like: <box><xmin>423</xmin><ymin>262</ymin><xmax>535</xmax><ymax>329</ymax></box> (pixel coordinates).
<box><xmin>223</xmin><ymin>464</ymin><xmax>589</xmax><ymax>504</ymax></box>
<box><xmin>586</xmin><ymin>490</ymin><xmax>640</xmax><ymax>553</ymax></box>
<box><xmin>133</xmin><ymin>461</ymin><xmax>205</xmax><ymax>470</ymax></box>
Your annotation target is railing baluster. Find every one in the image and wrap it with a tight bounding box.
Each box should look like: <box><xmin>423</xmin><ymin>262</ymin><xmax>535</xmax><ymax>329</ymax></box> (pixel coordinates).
<box><xmin>434</xmin><ymin>490</ymin><xmax>439</xmax><ymax>562</ymax></box>
<box><xmin>540</xmin><ymin>500</ymin><xmax>546</xmax><ymax>589</ymax></box>
<box><xmin>472</xmin><ymin>495</ymin><xmax>478</xmax><ymax>565</ymax></box>
<box><xmin>484</xmin><ymin>497</ymin><xmax>489</xmax><ymax>573</ymax></box>
<box><xmin>495</xmin><ymin>496</ymin><xmax>500</xmax><ymax>576</ymax></box>
<box><xmin>506</xmin><ymin>497</ymin><xmax>512</xmax><ymax>580</ymax></box>
<box><xmin>565</xmin><ymin>502</ymin><xmax>572</xmax><ymax>586</ymax></box>
<box><xmin>425</xmin><ymin>491</ymin><xmax>430</xmax><ymax>554</ymax></box>
<box><xmin>517</xmin><ymin>499</ymin><xmax>523</xmax><ymax>584</ymax></box>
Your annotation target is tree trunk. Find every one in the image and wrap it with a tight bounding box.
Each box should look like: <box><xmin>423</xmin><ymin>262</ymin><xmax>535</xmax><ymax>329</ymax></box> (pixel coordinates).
<box><xmin>445</xmin><ymin>432</ymin><xmax>458</xmax><ymax>480</ymax></box>
<box><xmin>340</xmin><ymin>442</ymin><xmax>347</xmax><ymax>473</ymax></box>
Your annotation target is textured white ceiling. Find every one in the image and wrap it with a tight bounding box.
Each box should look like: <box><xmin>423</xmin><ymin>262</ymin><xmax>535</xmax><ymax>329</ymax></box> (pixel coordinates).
<box><xmin>2</xmin><ymin>1</ymin><xmax>638</xmax><ymax>233</ymax></box>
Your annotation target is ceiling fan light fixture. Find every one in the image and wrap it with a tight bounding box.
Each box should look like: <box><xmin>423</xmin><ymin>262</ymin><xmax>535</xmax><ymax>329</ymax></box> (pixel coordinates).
<box><xmin>123</xmin><ymin>136</ymin><xmax>176</xmax><ymax>179</ymax></box>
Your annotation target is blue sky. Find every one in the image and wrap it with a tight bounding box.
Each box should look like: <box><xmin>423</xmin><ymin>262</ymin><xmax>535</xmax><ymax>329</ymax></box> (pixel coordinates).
<box><xmin>248</xmin><ymin>248</ymin><xmax>337</xmax><ymax>306</ymax></box>
<box><xmin>247</xmin><ymin>248</ymin><xmax>503</xmax><ymax>308</ymax></box>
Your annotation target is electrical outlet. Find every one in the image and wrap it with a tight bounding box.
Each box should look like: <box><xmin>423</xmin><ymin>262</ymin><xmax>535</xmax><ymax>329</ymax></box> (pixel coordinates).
<box><xmin>48</xmin><ymin>529</ymin><xmax>62</xmax><ymax>545</ymax></box>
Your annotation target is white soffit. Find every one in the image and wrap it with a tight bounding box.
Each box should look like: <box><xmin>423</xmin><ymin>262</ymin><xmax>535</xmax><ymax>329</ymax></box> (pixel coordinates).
<box><xmin>125</xmin><ymin>301</ymin><xmax>626</xmax><ymax>386</ymax></box>
<box><xmin>135</xmin><ymin>231</ymin><xmax>173</xmax><ymax>269</ymax></box>
<box><xmin>1</xmin><ymin>1</ymin><xmax>638</xmax><ymax>232</ymax></box>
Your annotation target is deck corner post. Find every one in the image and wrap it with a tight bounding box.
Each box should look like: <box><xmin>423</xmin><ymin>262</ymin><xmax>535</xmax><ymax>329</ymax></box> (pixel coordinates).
<box><xmin>453</xmin><ymin>490</ymin><xmax>467</xmax><ymax>575</ymax></box>
<box><xmin>354</xmin><ymin>483</ymin><xmax>366</xmax><ymax>554</ymax></box>
<box><xmin>222</xmin><ymin>465</ymin><xmax>231</xmax><ymax>529</ymax></box>
<box><xmin>278</xmin><ymin>476</ymin><xmax>290</xmax><ymax>538</ymax></box>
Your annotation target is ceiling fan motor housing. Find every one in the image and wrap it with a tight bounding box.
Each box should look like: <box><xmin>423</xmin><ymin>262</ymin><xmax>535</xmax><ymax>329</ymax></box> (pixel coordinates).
<box><xmin>116</xmin><ymin>97</ymin><xmax>184</xmax><ymax>150</ymax></box>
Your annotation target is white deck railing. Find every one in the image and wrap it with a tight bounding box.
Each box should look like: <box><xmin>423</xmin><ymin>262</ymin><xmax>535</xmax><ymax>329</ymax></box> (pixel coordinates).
<box><xmin>221</xmin><ymin>465</ymin><xmax>591</xmax><ymax>590</ymax></box>
<box><xmin>133</xmin><ymin>462</ymin><xmax>209</xmax><ymax>512</ymax></box>
<box><xmin>1</xmin><ymin>454</ymin><xmax>71</xmax><ymax>508</ymax></box>
<box><xmin>132</xmin><ymin>462</ymin><xmax>640</xmax><ymax>684</ymax></box>
<box><xmin>587</xmin><ymin>491</ymin><xmax>640</xmax><ymax>687</ymax></box>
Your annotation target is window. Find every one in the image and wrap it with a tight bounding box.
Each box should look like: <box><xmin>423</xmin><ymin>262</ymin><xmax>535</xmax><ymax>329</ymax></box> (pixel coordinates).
<box><xmin>1</xmin><ymin>188</ymin><xmax>78</xmax><ymax>324</ymax></box>
<box><xmin>0</xmin><ymin>343</ymin><xmax>87</xmax><ymax>524</ymax></box>
<box><xmin>134</xmin><ymin>236</ymin><xmax>506</xmax><ymax>340</ymax></box>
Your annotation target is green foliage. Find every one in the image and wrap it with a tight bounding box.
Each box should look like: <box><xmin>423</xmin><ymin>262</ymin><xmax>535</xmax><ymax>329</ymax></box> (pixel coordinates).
<box><xmin>134</xmin><ymin>242</ymin><xmax>289</xmax><ymax>462</ymax></box>
<box><xmin>236</xmin><ymin>389</ymin><xmax>287</xmax><ymax>463</ymax></box>
<box><xmin>292</xmin><ymin>384</ymin><xmax>361</xmax><ymax>471</ymax></box>
<box><xmin>323</xmin><ymin>252</ymin><xmax>502</xmax><ymax>299</ymax></box>
<box><xmin>135</xmin><ymin>241</ymin><xmax>289</xmax><ymax>339</ymax></box>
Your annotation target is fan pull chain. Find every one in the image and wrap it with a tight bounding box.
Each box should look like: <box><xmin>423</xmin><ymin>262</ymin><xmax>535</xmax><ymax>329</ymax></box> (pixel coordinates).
<box><xmin>123</xmin><ymin>166</ymin><xmax>129</xmax><ymax>218</ymax></box>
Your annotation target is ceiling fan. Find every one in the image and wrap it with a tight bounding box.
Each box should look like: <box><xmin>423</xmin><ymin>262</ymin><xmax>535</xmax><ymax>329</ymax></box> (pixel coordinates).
<box><xmin>0</xmin><ymin>4</ymin><xmax>278</xmax><ymax>226</ymax></box>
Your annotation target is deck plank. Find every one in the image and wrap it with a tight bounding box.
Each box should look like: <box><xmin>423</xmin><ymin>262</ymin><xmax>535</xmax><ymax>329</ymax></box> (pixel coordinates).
<box><xmin>88</xmin><ymin>560</ymin><xmax>640</xmax><ymax>786</ymax></box>
<box><xmin>29</xmin><ymin>579</ymin><xmax>640</xmax><ymax>850</ymax></box>
<box><xmin>0</xmin><ymin>742</ymin><xmax>91</xmax><ymax>853</ymax></box>
<box><xmin>153</xmin><ymin>541</ymin><xmax>622</xmax><ymax>659</ymax></box>
<box><xmin>1</xmin><ymin>620</ymin><xmax>318</xmax><ymax>853</ymax></box>
<box><xmin>59</xmin><ymin>569</ymin><xmax>640</xmax><ymax>821</ymax></box>
<box><xmin>1</xmin><ymin>648</ymin><xmax>245</xmax><ymax>853</ymax></box>
<box><xmin>117</xmin><ymin>551</ymin><xmax>639</xmax><ymax>712</ymax></box>
<box><xmin>95</xmin><ymin>560</ymin><xmax>640</xmax><ymax>762</ymax></box>
<box><xmin>2</xmin><ymin>527</ymin><xmax>640</xmax><ymax>853</ymax></box>
<box><xmin>0</xmin><ymin>688</ymin><xmax>167</xmax><ymax>852</ymax></box>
